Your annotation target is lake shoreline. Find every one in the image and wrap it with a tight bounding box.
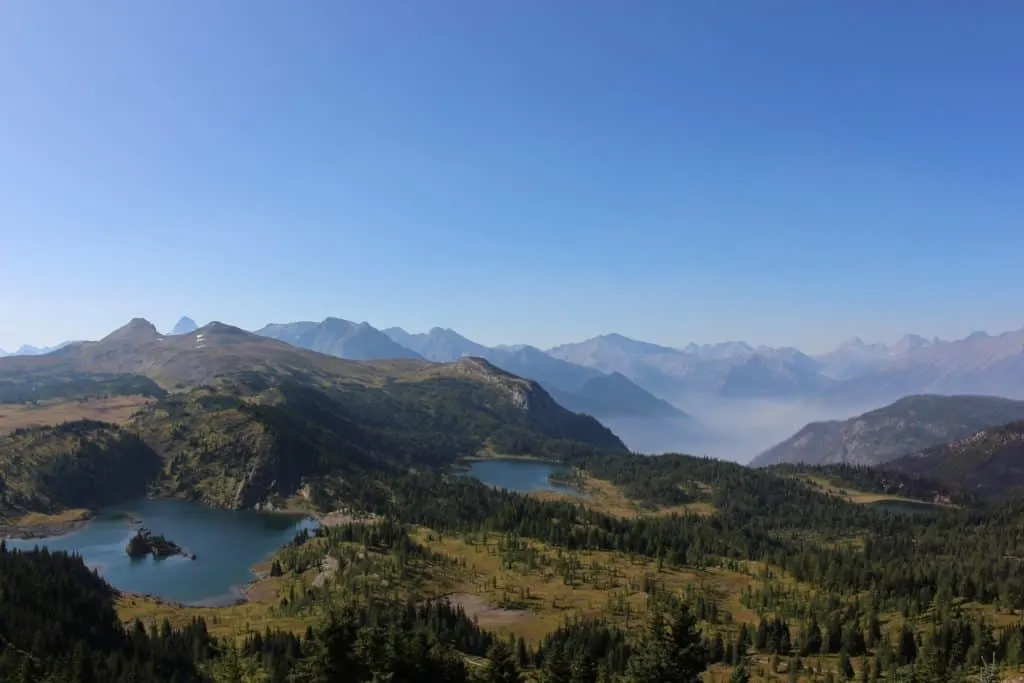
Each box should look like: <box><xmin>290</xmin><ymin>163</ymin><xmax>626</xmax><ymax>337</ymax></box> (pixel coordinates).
<box><xmin>0</xmin><ymin>494</ymin><xmax>319</xmax><ymax>541</ymax></box>
<box><xmin>117</xmin><ymin>550</ymin><xmax>282</xmax><ymax>611</ymax></box>
<box><xmin>6</xmin><ymin>498</ymin><xmax>320</xmax><ymax>607</ymax></box>
<box><xmin>0</xmin><ymin>508</ymin><xmax>97</xmax><ymax>540</ymax></box>
<box><xmin>458</xmin><ymin>453</ymin><xmax>558</xmax><ymax>463</ymax></box>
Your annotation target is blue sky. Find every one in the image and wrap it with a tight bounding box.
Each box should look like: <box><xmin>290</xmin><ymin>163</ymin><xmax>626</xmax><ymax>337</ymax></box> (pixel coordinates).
<box><xmin>2</xmin><ymin>1</ymin><xmax>1022</xmax><ymax>353</ymax></box>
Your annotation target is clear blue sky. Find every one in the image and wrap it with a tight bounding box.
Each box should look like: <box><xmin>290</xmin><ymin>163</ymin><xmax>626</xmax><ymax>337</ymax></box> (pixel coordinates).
<box><xmin>2</xmin><ymin>1</ymin><xmax>1022</xmax><ymax>353</ymax></box>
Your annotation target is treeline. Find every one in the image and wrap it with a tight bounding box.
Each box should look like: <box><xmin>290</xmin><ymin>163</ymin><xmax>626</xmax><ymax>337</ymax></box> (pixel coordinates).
<box><xmin>359</xmin><ymin>463</ymin><xmax>1024</xmax><ymax>615</ymax></box>
<box><xmin>0</xmin><ymin>542</ymin><xmax>210</xmax><ymax>682</ymax></box>
<box><xmin>0</xmin><ymin>541</ymin><xmax>491</xmax><ymax>683</ymax></box>
<box><xmin>0</xmin><ymin>537</ymin><xmax>710</xmax><ymax>683</ymax></box>
<box><xmin>0</xmin><ymin>372</ymin><xmax>164</xmax><ymax>404</ymax></box>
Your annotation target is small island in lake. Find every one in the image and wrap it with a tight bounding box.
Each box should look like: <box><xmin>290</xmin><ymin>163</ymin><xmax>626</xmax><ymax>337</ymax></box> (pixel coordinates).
<box><xmin>125</xmin><ymin>528</ymin><xmax>195</xmax><ymax>560</ymax></box>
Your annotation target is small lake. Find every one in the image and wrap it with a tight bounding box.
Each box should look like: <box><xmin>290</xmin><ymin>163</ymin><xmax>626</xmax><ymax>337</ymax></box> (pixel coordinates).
<box><xmin>464</xmin><ymin>458</ymin><xmax>585</xmax><ymax>497</ymax></box>
<box><xmin>5</xmin><ymin>499</ymin><xmax>316</xmax><ymax>605</ymax></box>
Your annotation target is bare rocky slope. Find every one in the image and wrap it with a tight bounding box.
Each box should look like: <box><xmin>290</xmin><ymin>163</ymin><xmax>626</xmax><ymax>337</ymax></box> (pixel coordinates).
<box><xmin>750</xmin><ymin>394</ymin><xmax>1024</xmax><ymax>467</ymax></box>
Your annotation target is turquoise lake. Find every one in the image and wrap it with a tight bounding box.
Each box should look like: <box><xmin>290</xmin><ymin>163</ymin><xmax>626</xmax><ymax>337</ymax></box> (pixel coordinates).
<box><xmin>465</xmin><ymin>458</ymin><xmax>584</xmax><ymax>496</ymax></box>
<box><xmin>5</xmin><ymin>499</ymin><xmax>317</xmax><ymax>605</ymax></box>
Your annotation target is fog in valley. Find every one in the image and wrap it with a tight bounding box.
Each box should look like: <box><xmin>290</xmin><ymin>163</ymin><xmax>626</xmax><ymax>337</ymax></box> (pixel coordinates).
<box><xmin>604</xmin><ymin>395</ymin><xmax>882</xmax><ymax>464</ymax></box>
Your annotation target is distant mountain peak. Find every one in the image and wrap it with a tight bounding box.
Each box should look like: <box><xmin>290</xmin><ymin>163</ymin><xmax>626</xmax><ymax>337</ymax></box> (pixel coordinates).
<box><xmin>256</xmin><ymin>318</ymin><xmax>423</xmax><ymax>361</ymax></box>
<box><xmin>15</xmin><ymin>344</ymin><xmax>44</xmax><ymax>355</ymax></box>
<box><xmin>170</xmin><ymin>316</ymin><xmax>199</xmax><ymax>335</ymax></box>
<box><xmin>198</xmin><ymin>321</ymin><xmax>250</xmax><ymax>337</ymax></box>
<box><xmin>102</xmin><ymin>318</ymin><xmax>160</xmax><ymax>344</ymax></box>
<box><xmin>891</xmin><ymin>333</ymin><xmax>933</xmax><ymax>355</ymax></box>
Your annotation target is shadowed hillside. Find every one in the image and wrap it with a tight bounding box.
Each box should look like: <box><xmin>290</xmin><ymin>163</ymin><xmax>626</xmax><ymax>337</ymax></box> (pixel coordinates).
<box><xmin>885</xmin><ymin>420</ymin><xmax>1024</xmax><ymax>499</ymax></box>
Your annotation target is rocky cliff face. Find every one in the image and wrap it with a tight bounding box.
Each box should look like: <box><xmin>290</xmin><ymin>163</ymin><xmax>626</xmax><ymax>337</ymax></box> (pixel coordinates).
<box><xmin>449</xmin><ymin>357</ymin><xmax>538</xmax><ymax>410</ymax></box>
<box><xmin>446</xmin><ymin>357</ymin><xmax>627</xmax><ymax>452</ymax></box>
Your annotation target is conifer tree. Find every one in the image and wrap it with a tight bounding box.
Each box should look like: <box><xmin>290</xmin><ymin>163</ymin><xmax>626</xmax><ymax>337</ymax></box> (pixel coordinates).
<box><xmin>481</xmin><ymin>641</ymin><xmax>522</xmax><ymax>683</ymax></box>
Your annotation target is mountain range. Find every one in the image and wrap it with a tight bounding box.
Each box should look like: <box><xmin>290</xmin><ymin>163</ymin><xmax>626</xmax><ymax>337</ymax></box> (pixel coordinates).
<box><xmin>0</xmin><ymin>341</ymin><xmax>79</xmax><ymax>358</ymax></box>
<box><xmin>256</xmin><ymin>318</ymin><xmax>425</xmax><ymax>362</ymax></box>
<box><xmin>7</xmin><ymin>319</ymin><xmax>1024</xmax><ymax>441</ymax></box>
<box><xmin>380</xmin><ymin>326</ymin><xmax>683</xmax><ymax>419</ymax></box>
<box><xmin>810</xmin><ymin>329</ymin><xmax>1024</xmax><ymax>407</ymax></box>
<box><xmin>0</xmin><ymin>318</ymin><xmax>622</xmax><ymax>512</ymax></box>
<box><xmin>549</xmin><ymin>334</ymin><xmax>833</xmax><ymax>401</ymax></box>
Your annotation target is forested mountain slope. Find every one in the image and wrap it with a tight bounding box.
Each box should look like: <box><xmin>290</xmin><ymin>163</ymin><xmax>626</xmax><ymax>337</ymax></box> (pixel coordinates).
<box><xmin>885</xmin><ymin>420</ymin><xmax>1024</xmax><ymax>499</ymax></box>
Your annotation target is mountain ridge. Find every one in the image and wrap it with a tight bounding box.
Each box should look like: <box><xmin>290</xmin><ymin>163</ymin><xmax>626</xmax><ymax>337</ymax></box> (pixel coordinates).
<box><xmin>0</xmin><ymin>318</ymin><xmax>626</xmax><ymax>514</ymax></box>
<box><xmin>549</xmin><ymin>333</ymin><xmax>834</xmax><ymax>401</ymax></box>
<box><xmin>383</xmin><ymin>327</ymin><xmax>685</xmax><ymax>420</ymax></box>
<box><xmin>256</xmin><ymin>318</ymin><xmax>424</xmax><ymax>361</ymax></box>
<box><xmin>6</xmin><ymin>321</ymin><xmax>1024</xmax><ymax>418</ymax></box>
<box><xmin>751</xmin><ymin>394</ymin><xmax>1024</xmax><ymax>467</ymax></box>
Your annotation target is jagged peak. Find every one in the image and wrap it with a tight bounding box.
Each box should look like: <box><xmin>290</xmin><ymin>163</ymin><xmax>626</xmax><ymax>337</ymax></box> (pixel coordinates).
<box><xmin>428</xmin><ymin>326</ymin><xmax>465</xmax><ymax>338</ymax></box>
<box><xmin>170</xmin><ymin>316</ymin><xmax>199</xmax><ymax>335</ymax></box>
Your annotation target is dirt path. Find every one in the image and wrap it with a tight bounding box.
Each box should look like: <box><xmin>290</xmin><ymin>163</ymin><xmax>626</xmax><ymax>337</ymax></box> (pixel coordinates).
<box><xmin>316</xmin><ymin>509</ymin><xmax>380</xmax><ymax>527</ymax></box>
<box><xmin>313</xmin><ymin>555</ymin><xmax>340</xmax><ymax>588</ymax></box>
<box><xmin>443</xmin><ymin>592</ymin><xmax>531</xmax><ymax>629</ymax></box>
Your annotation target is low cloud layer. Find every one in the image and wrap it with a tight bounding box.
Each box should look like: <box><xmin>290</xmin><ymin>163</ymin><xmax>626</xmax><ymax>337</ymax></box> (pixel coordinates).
<box><xmin>604</xmin><ymin>396</ymin><xmax>879</xmax><ymax>464</ymax></box>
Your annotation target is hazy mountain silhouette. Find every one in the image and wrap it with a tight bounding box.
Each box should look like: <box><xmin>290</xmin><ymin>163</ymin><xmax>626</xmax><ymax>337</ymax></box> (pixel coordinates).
<box><xmin>170</xmin><ymin>316</ymin><xmax>199</xmax><ymax>335</ymax></box>
<box><xmin>383</xmin><ymin>327</ymin><xmax>685</xmax><ymax>420</ymax></box>
<box><xmin>382</xmin><ymin>327</ymin><xmax>488</xmax><ymax>361</ymax></box>
<box><xmin>549</xmin><ymin>333</ymin><xmax>833</xmax><ymax>401</ymax></box>
<box><xmin>256</xmin><ymin>318</ymin><xmax>423</xmax><ymax>361</ymax></box>
<box><xmin>816</xmin><ymin>327</ymin><xmax>1024</xmax><ymax>407</ymax></box>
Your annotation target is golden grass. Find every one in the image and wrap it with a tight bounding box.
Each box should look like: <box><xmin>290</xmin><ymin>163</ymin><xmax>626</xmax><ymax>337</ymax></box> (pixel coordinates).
<box><xmin>12</xmin><ymin>508</ymin><xmax>93</xmax><ymax>526</ymax></box>
<box><xmin>113</xmin><ymin>516</ymin><xmax>816</xmax><ymax>677</ymax></box>
<box><xmin>116</xmin><ymin>572</ymin><xmax>319</xmax><ymax>642</ymax></box>
<box><xmin>703</xmin><ymin>654</ymin><xmax>875</xmax><ymax>683</ymax></box>
<box><xmin>116</xmin><ymin>531</ymin><xmax>446</xmax><ymax>642</ymax></box>
<box><xmin>412</xmin><ymin>527</ymin><xmax>756</xmax><ymax>643</ymax></box>
<box><xmin>0</xmin><ymin>395</ymin><xmax>152</xmax><ymax>433</ymax></box>
<box><xmin>798</xmin><ymin>475</ymin><xmax>946</xmax><ymax>507</ymax></box>
<box><xmin>530</xmin><ymin>474</ymin><xmax>717</xmax><ymax>519</ymax></box>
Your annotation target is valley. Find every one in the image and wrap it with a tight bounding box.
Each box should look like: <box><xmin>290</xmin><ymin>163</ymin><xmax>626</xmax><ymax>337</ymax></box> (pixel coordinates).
<box><xmin>5</xmin><ymin>8</ymin><xmax>1021</xmax><ymax>682</ymax></box>
<box><xmin>3</xmin><ymin>318</ymin><xmax>1024</xmax><ymax>683</ymax></box>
